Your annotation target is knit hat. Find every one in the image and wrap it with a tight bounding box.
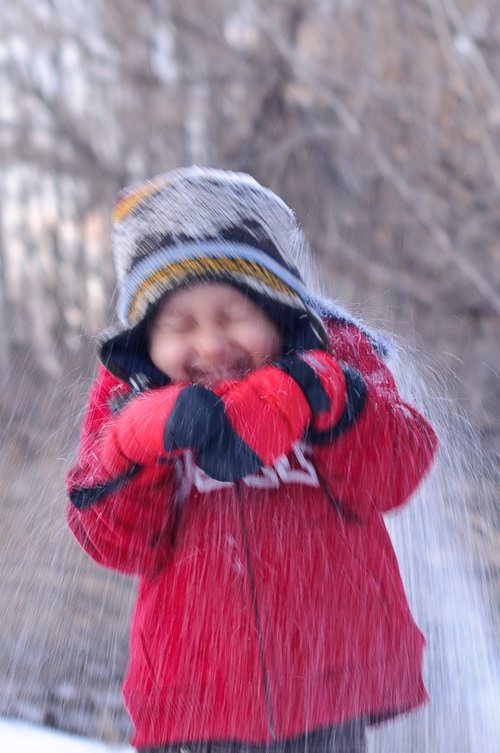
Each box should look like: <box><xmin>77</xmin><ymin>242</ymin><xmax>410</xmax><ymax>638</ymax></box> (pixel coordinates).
<box><xmin>100</xmin><ymin>166</ymin><xmax>328</xmax><ymax>385</ymax></box>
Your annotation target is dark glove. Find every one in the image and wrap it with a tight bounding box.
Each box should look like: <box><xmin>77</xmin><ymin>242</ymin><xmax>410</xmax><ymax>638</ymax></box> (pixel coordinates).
<box><xmin>163</xmin><ymin>385</ymin><xmax>263</xmax><ymax>481</ymax></box>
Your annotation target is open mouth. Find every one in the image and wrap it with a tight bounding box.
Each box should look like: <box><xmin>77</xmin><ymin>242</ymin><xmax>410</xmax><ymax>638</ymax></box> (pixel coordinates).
<box><xmin>189</xmin><ymin>363</ymin><xmax>250</xmax><ymax>386</ymax></box>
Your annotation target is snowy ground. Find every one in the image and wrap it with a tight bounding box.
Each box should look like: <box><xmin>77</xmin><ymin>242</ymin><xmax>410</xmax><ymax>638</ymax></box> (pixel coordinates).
<box><xmin>0</xmin><ymin>718</ymin><xmax>133</xmax><ymax>752</ymax></box>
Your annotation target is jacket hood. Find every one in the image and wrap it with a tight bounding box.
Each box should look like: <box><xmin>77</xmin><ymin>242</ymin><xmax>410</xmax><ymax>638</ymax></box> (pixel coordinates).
<box><xmin>98</xmin><ymin>295</ymin><xmax>391</xmax><ymax>387</ymax></box>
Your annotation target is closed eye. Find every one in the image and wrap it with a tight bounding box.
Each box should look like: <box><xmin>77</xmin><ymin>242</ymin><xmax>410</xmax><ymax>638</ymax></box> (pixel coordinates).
<box><xmin>220</xmin><ymin>303</ymin><xmax>253</xmax><ymax>324</ymax></box>
<box><xmin>155</xmin><ymin>316</ymin><xmax>193</xmax><ymax>334</ymax></box>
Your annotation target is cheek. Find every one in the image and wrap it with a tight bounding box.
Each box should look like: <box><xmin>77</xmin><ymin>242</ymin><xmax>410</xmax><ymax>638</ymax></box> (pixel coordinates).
<box><xmin>243</xmin><ymin>324</ymin><xmax>281</xmax><ymax>360</ymax></box>
<box><xmin>149</xmin><ymin>337</ymin><xmax>186</xmax><ymax>377</ymax></box>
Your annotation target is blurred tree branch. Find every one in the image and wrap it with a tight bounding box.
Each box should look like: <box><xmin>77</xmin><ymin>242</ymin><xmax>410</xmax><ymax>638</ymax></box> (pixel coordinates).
<box><xmin>427</xmin><ymin>0</ymin><xmax>500</xmax><ymax>187</ymax></box>
<box><xmin>258</xmin><ymin>16</ymin><xmax>500</xmax><ymax>317</ymax></box>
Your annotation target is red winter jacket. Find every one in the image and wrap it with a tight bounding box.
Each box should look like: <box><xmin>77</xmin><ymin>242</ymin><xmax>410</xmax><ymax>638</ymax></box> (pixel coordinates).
<box><xmin>66</xmin><ymin>320</ymin><xmax>437</xmax><ymax>750</ymax></box>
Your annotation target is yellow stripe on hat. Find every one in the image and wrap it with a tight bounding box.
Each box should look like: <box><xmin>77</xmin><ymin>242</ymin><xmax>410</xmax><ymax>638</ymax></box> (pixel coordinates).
<box><xmin>128</xmin><ymin>256</ymin><xmax>301</xmax><ymax>323</ymax></box>
<box><xmin>113</xmin><ymin>176</ymin><xmax>173</xmax><ymax>223</ymax></box>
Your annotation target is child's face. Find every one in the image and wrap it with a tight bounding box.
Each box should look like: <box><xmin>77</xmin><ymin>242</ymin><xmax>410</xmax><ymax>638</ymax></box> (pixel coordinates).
<box><xmin>148</xmin><ymin>281</ymin><xmax>281</xmax><ymax>386</ymax></box>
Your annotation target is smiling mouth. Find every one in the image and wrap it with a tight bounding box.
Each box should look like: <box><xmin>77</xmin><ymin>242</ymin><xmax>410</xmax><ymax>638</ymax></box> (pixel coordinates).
<box><xmin>189</xmin><ymin>364</ymin><xmax>250</xmax><ymax>386</ymax></box>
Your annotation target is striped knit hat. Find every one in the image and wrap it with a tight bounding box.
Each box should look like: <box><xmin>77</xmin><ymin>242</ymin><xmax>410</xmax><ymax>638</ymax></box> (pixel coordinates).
<box><xmin>102</xmin><ymin>167</ymin><xmax>329</xmax><ymax>384</ymax></box>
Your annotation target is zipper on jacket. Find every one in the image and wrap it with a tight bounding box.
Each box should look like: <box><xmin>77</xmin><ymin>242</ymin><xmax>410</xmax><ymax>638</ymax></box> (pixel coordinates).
<box><xmin>236</xmin><ymin>483</ymin><xmax>276</xmax><ymax>741</ymax></box>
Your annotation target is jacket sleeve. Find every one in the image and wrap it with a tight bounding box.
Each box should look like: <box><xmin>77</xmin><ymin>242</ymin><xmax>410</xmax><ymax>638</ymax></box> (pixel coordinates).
<box><xmin>66</xmin><ymin>366</ymin><xmax>178</xmax><ymax>577</ymax></box>
<box><xmin>311</xmin><ymin>322</ymin><xmax>438</xmax><ymax>519</ymax></box>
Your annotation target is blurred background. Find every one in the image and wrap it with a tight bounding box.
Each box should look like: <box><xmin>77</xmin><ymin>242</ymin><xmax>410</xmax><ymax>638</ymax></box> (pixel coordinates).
<box><xmin>0</xmin><ymin>0</ymin><xmax>499</xmax><ymax>745</ymax></box>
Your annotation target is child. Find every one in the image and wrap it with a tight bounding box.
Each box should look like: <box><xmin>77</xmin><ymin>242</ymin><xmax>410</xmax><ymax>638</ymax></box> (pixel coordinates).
<box><xmin>66</xmin><ymin>167</ymin><xmax>438</xmax><ymax>753</ymax></box>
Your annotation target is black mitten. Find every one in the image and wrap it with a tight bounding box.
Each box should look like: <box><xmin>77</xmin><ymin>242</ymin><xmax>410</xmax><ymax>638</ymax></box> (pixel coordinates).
<box><xmin>276</xmin><ymin>352</ymin><xmax>367</xmax><ymax>444</ymax></box>
<box><xmin>163</xmin><ymin>385</ymin><xmax>263</xmax><ymax>481</ymax></box>
<box><xmin>274</xmin><ymin>354</ymin><xmax>331</xmax><ymax>414</ymax></box>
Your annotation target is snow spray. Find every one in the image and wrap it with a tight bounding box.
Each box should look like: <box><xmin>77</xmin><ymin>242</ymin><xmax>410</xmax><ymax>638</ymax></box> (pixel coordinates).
<box><xmin>298</xmin><ymin>249</ymin><xmax>500</xmax><ymax>751</ymax></box>
<box><xmin>367</xmin><ymin>343</ymin><xmax>500</xmax><ymax>753</ymax></box>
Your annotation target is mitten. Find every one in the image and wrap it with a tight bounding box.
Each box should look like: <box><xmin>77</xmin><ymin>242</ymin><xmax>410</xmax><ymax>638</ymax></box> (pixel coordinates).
<box><xmin>161</xmin><ymin>368</ymin><xmax>313</xmax><ymax>482</ymax></box>
<box><xmin>275</xmin><ymin>350</ymin><xmax>348</xmax><ymax>436</ymax></box>
<box><xmin>220</xmin><ymin>350</ymin><xmax>348</xmax><ymax>458</ymax></box>
<box><xmin>100</xmin><ymin>384</ymin><xmax>184</xmax><ymax>475</ymax></box>
<box><xmin>164</xmin><ymin>352</ymin><xmax>348</xmax><ymax>481</ymax></box>
<box><xmin>285</xmin><ymin>350</ymin><xmax>367</xmax><ymax>444</ymax></box>
<box><xmin>163</xmin><ymin>386</ymin><xmax>263</xmax><ymax>481</ymax></box>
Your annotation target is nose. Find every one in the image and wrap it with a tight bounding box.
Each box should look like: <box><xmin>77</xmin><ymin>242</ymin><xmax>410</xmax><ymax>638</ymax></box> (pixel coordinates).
<box><xmin>194</xmin><ymin>327</ymin><xmax>228</xmax><ymax>363</ymax></box>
